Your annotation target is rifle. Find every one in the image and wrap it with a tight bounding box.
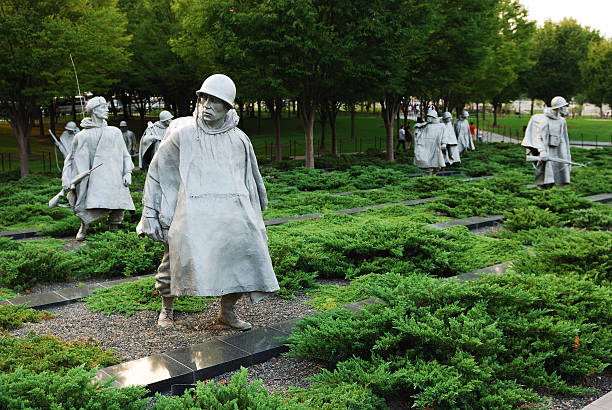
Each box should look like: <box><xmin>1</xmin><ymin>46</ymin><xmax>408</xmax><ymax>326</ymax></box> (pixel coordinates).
<box><xmin>525</xmin><ymin>155</ymin><xmax>586</xmax><ymax>167</ymax></box>
<box><xmin>48</xmin><ymin>163</ymin><xmax>103</xmax><ymax>208</ymax></box>
<box><xmin>48</xmin><ymin>129</ymin><xmax>69</xmax><ymax>158</ymax></box>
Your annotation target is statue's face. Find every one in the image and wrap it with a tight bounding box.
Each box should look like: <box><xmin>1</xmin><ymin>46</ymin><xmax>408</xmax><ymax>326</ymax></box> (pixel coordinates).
<box><xmin>426</xmin><ymin>116</ymin><xmax>436</xmax><ymax>124</ymax></box>
<box><xmin>93</xmin><ymin>103</ymin><xmax>108</xmax><ymax>120</ymax></box>
<box><xmin>200</xmin><ymin>94</ymin><xmax>228</xmax><ymax>124</ymax></box>
<box><xmin>443</xmin><ymin>117</ymin><xmax>450</xmax><ymax>123</ymax></box>
<box><xmin>160</xmin><ymin>119</ymin><xmax>172</xmax><ymax>128</ymax></box>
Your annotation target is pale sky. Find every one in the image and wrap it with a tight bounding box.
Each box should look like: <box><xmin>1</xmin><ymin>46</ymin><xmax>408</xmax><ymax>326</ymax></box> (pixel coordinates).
<box><xmin>519</xmin><ymin>0</ymin><xmax>612</xmax><ymax>38</ymax></box>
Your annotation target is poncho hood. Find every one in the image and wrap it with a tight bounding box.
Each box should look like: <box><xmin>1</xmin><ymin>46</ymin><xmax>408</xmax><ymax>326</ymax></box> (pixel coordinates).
<box><xmin>195</xmin><ymin>107</ymin><xmax>240</xmax><ymax>134</ymax></box>
<box><xmin>80</xmin><ymin>117</ymin><xmax>107</xmax><ymax>129</ymax></box>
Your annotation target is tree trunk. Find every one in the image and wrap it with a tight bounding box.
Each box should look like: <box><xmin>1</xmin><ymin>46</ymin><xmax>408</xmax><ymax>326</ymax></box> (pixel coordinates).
<box><xmin>380</xmin><ymin>94</ymin><xmax>402</xmax><ymax>162</ymax></box>
<box><xmin>328</xmin><ymin>102</ymin><xmax>338</xmax><ymax>155</ymax></box>
<box><xmin>9</xmin><ymin>103</ymin><xmax>34</xmax><ymax>178</ymax></box>
<box><xmin>493</xmin><ymin>102</ymin><xmax>498</xmax><ymax>127</ymax></box>
<box><xmin>482</xmin><ymin>102</ymin><xmax>486</xmax><ymax>120</ymax></box>
<box><xmin>530</xmin><ymin>98</ymin><xmax>534</xmax><ymax>116</ymax></box>
<box><xmin>39</xmin><ymin>107</ymin><xmax>44</xmax><ymax>137</ymax></box>
<box><xmin>350</xmin><ymin>105</ymin><xmax>355</xmax><ymax>140</ymax></box>
<box><xmin>273</xmin><ymin>99</ymin><xmax>282</xmax><ymax>162</ymax></box>
<box><xmin>257</xmin><ymin>100</ymin><xmax>262</xmax><ymax>134</ymax></box>
<box><xmin>299</xmin><ymin>95</ymin><xmax>316</xmax><ymax>168</ymax></box>
<box><xmin>49</xmin><ymin>100</ymin><xmax>56</xmax><ymax>138</ymax></box>
<box><xmin>319</xmin><ymin>107</ymin><xmax>327</xmax><ymax>150</ymax></box>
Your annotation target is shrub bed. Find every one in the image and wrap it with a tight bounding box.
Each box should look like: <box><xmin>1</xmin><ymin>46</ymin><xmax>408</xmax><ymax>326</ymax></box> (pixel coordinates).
<box><xmin>286</xmin><ymin>272</ymin><xmax>612</xmax><ymax>408</ymax></box>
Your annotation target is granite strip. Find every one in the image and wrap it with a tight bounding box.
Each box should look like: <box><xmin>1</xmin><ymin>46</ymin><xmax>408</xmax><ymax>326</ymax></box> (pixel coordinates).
<box><xmin>582</xmin><ymin>390</ymin><xmax>612</xmax><ymax>410</ymax></box>
<box><xmin>429</xmin><ymin>215</ymin><xmax>504</xmax><ymax>231</ymax></box>
<box><xmin>0</xmin><ymin>227</ymin><xmax>42</xmax><ymax>239</ymax></box>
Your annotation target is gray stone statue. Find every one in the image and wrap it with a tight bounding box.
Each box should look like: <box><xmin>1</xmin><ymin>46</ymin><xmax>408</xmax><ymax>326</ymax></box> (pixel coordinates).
<box><xmin>521</xmin><ymin>96</ymin><xmax>572</xmax><ymax>189</ymax></box>
<box><xmin>139</xmin><ymin>110</ymin><xmax>174</xmax><ymax>171</ymax></box>
<box><xmin>454</xmin><ymin>110</ymin><xmax>475</xmax><ymax>153</ymax></box>
<box><xmin>136</xmin><ymin>74</ymin><xmax>279</xmax><ymax>330</ymax></box>
<box><xmin>58</xmin><ymin>122</ymin><xmax>80</xmax><ymax>157</ymax></box>
<box><xmin>61</xmin><ymin>97</ymin><xmax>135</xmax><ymax>240</ymax></box>
<box><xmin>441</xmin><ymin>112</ymin><xmax>460</xmax><ymax>165</ymax></box>
<box><xmin>413</xmin><ymin>109</ymin><xmax>446</xmax><ymax>175</ymax></box>
<box><xmin>119</xmin><ymin>121</ymin><xmax>138</xmax><ymax>160</ymax></box>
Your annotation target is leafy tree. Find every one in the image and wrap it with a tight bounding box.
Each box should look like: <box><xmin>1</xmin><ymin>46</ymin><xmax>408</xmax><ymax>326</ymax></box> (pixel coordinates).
<box><xmin>476</xmin><ymin>0</ymin><xmax>536</xmax><ymax>125</ymax></box>
<box><xmin>426</xmin><ymin>0</ymin><xmax>499</xmax><ymax>113</ymax></box>
<box><xmin>172</xmin><ymin>0</ymin><xmax>293</xmax><ymax>162</ymax></box>
<box><xmin>580</xmin><ymin>38</ymin><xmax>612</xmax><ymax>116</ymax></box>
<box><xmin>524</xmin><ymin>18</ymin><xmax>600</xmax><ymax>105</ymax></box>
<box><xmin>0</xmin><ymin>0</ymin><xmax>130</xmax><ymax>178</ymax></box>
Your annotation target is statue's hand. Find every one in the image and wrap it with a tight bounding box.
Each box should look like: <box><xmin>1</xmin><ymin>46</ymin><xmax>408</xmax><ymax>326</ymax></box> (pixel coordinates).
<box><xmin>539</xmin><ymin>154</ymin><xmax>549</xmax><ymax>162</ymax></box>
<box><xmin>137</xmin><ymin>217</ymin><xmax>165</xmax><ymax>242</ymax></box>
<box><xmin>123</xmin><ymin>173</ymin><xmax>132</xmax><ymax>187</ymax></box>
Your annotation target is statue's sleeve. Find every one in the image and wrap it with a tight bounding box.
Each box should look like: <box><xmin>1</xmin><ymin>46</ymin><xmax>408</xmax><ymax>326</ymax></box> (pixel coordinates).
<box><xmin>522</xmin><ymin>116</ymin><xmax>549</xmax><ymax>156</ymax></box>
<box><xmin>61</xmin><ymin>134</ymin><xmax>79</xmax><ymax>187</ymax></box>
<box><xmin>118</xmin><ymin>130</ymin><xmax>134</xmax><ymax>175</ymax></box>
<box><xmin>141</xmin><ymin>130</ymin><xmax>181</xmax><ymax>226</ymax></box>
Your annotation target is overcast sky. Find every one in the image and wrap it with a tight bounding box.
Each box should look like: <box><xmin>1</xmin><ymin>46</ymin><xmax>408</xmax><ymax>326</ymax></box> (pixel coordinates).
<box><xmin>519</xmin><ymin>0</ymin><xmax>612</xmax><ymax>38</ymax></box>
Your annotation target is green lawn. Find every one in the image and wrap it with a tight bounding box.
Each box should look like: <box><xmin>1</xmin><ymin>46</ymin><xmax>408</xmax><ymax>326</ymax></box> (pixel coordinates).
<box><xmin>3</xmin><ymin>110</ymin><xmax>611</xmax><ymax>175</ymax></box>
<box><xmin>479</xmin><ymin>115</ymin><xmax>612</xmax><ymax>143</ymax></box>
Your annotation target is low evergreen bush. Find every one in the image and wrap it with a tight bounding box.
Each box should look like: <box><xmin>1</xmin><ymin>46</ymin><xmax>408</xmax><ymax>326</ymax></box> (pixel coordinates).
<box><xmin>0</xmin><ymin>365</ymin><xmax>148</xmax><ymax>410</ymax></box>
<box><xmin>0</xmin><ymin>304</ymin><xmax>54</xmax><ymax>330</ymax></box>
<box><xmin>0</xmin><ymin>332</ymin><xmax>121</xmax><ymax>374</ymax></box>
<box><xmin>286</xmin><ymin>272</ymin><xmax>612</xmax><ymax>408</ymax></box>
<box><xmin>151</xmin><ymin>367</ymin><xmax>303</xmax><ymax>409</ymax></box>
<box><xmin>268</xmin><ymin>208</ymin><xmax>526</xmax><ymax>296</ymax></box>
<box><xmin>503</xmin><ymin>206</ymin><xmax>561</xmax><ymax>232</ymax></box>
<box><xmin>84</xmin><ymin>277</ymin><xmax>214</xmax><ymax>317</ymax></box>
<box><xmin>513</xmin><ymin>229</ymin><xmax>612</xmax><ymax>285</ymax></box>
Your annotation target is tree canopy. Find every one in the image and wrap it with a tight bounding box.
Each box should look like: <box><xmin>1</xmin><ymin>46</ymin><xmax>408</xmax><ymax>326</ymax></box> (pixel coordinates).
<box><xmin>0</xmin><ymin>0</ymin><xmax>130</xmax><ymax>177</ymax></box>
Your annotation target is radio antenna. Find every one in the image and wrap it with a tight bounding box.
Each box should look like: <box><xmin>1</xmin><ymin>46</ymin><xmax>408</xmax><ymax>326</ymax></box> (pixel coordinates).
<box><xmin>70</xmin><ymin>54</ymin><xmax>85</xmax><ymax>117</ymax></box>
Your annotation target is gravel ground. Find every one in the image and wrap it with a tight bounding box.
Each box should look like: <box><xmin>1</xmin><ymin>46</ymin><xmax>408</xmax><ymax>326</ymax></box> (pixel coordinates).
<box><xmin>535</xmin><ymin>370</ymin><xmax>612</xmax><ymax>409</ymax></box>
<box><xmin>9</xmin><ymin>292</ymin><xmax>316</xmax><ymax>361</ymax></box>
<box><xmin>212</xmin><ymin>355</ymin><xmax>328</xmax><ymax>394</ymax></box>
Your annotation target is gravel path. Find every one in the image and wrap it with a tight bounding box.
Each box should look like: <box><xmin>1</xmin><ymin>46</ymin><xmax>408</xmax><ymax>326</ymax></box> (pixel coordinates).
<box><xmin>212</xmin><ymin>356</ymin><xmax>328</xmax><ymax>394</ymax></box>
<box><xmin>9</xmin><ymin>292</ymin><xmax>316</xmax><ymax>361</ymax></box>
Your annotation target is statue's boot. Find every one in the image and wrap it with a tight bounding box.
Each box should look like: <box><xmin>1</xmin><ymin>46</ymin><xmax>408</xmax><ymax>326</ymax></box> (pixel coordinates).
<box><xmin>217</xmin><ymin>293</ymin><xmax>252</xmax><ymax>331</ymax></box>
<box><xmin>76</xmin><ymin>221</ymin><xmax>88</xmax><ymax>241</ymax></box>
<box><xmin>158</xmin><ymin>296</ymin><xmax>174</xmax><ymax>328</ymax></box>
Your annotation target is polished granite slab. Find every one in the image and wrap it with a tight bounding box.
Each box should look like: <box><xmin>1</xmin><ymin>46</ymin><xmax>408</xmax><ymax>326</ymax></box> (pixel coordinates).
<box><xmin>100</xmin><ymin>353</ymin><xmax>194</xmax><ymax>392</ymax></box>
<box><xmin>584</xmin><ymin>193</ymin><xmax>612</xmax><ymax>204</ymax></box>
<box><xmin>10</xmin><ymin>291</ymin><xmax>69</xmax><ymax>309</ymax></box>
<box><xmin>219</xmin><ymin>327</ymin><xmax>288</xmax><ymax>364</ymax></box>
<box><xmin>0</xmin><ymin>227</ymin><xmax>42</xmax><ymax>239</ymax></box>
<box><xmin>164</xmin><ymin>338</ymin><xmax>250</xmax><ymax>380</ymax></box>
<box><xmin>429</xmin><ymin>215</ymin><xmax>504</xmax><ymax>231</ymax></box>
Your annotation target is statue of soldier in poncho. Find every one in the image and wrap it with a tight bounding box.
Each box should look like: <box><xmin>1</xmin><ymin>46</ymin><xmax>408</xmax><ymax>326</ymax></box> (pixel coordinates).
<box><xmin>58</xmin><ymin>122</ymin><xmax>80</xmax><ymax>157</ymax></box>
<box><xmin>441</xmin><ymin>112</ymin><xmax>460</xmax><ymax>165</ymax></box>
<box><xmin>139</xmin><ymin>110</ymin><xmax>174</xmax><ymax>171</ymax></box>
<box><xmin>454</xmin><ymin>110</ymin><xmax>475</xmax><ymax>153</ymax></box>
<box><xmin>521</xmin><ymin>96</ymin><xmax>572</xmax><ymax>189</ymax></box>
<box><xmin>413</xmin><ymin>109</ymin><xmax>446</xmax><ymax>175</ymax></box>
<box><xmin>137</xmin><ymin>74</ymin><xmax>279</xmax><ymax>330</ymax></box>
<box><xmin>119</xmin><ymin>121</ymin><xmax>138</xmax><ymax>161</ymax></box>
<box><xmin>61</xmin><ymin>97</ymin><xmax>135</xmax><ymax>240</ymax></box>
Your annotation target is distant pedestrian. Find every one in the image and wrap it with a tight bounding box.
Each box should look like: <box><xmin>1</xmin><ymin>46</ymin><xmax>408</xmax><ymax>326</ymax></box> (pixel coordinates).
<box><xmin>55</xmin><ymin>106</ymin><xmax>61</xmax><ymax>122</ymax></box>
<box><xmin>396</xmin><ymin>125</ymin><xmax>407</xmax><ymax>151</ymax></box>
<box><xmin>405</xmin><ymin>124</ymin><xmax>413</xmax><ymax>148</ymax></box>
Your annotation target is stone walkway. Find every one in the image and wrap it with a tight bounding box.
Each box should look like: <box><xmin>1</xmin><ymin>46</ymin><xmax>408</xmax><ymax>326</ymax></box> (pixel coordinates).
<box><xmin>478</xmin><ymin>129</ymin><xmax>612</xmax><ymax>148</ymax></box>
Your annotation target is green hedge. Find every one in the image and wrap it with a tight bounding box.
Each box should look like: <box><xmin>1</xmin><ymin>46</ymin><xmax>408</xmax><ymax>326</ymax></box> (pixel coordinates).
<box><xmin>286</xmin><ymin>272</ymin><xmax>612</xmax><ymax>408</ymax></box>
<box><xmin>0</xmin><ymin>232</ymin><xmax>163</xmax><ymax>291</ymax></box>
<box><xmin>268</xmin><ymin>207</ymin><xmax>526</xmax><ymax>296</ymax></box>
